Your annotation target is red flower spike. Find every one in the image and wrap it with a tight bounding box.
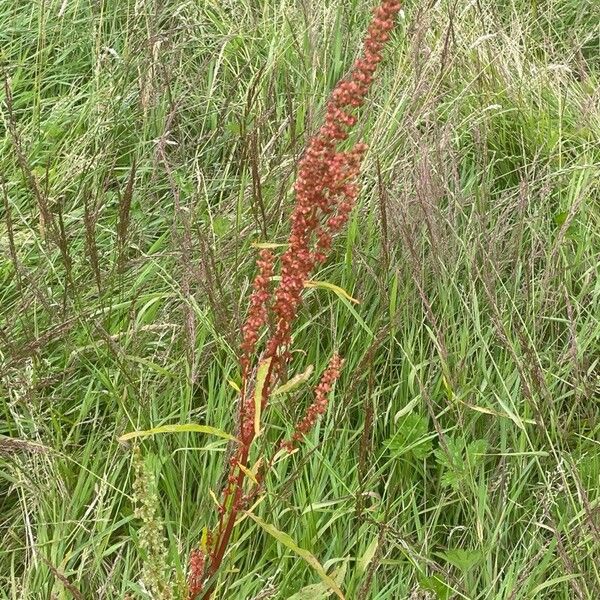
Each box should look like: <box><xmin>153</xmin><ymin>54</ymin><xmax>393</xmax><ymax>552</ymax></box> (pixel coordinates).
<box><xmin>196</xmin><ymin>5</ymin><xmax>402</xmax><ymax>598</ymax></box>
<box><xmin>284</xmin><ymin>354</ymin><xmax>344</xmax><ymax>450</ymax></box>
<box><xmin>187</xmin><ymin>548</ymin><xmax>206</xmax><ymax>600</ymax></box>
<box><xmin>240</xmin><ymin>249</ymin><xmax>274</xmax><ymax>375</ymax></box>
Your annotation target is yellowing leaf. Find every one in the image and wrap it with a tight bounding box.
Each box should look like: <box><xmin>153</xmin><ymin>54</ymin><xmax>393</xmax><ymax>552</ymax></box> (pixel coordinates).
<box><xmin>441</xmin><ymin>374</ymin><xmax>454</xmax><ymax>400</ymax></box>
<box><xmin>254</xmin><ymin>358</ymin><xmax>272</xmax><ymax>437</ymax></box>
<box><xmin>228</xmin><ymin>379</ymin><xmax>241</xmax><ymax>393</ymax></box>
<box><xmin>304</xmin><ymin>280</ymin><xmax>360</xmax><ymax>304</ymax></box>
<box><xmin>238</xmin><ymin>461</ymin><xmax>259</xmax><ymax>485</ymax></box>
<box><xmin>251</xmin><ymin>241</ymin><xmax>288</xmax><ymax>249</ymax></box>
<box><xmin>272</xmin><ymin>365</ymin><xmax>314</xmax><ymax>396</ymax></box>
<box><xmin>208</xmin><ymin>489</ymin><xmax>220</xmax><ymax>508</ymax></box>
<box><xmin>117</xmin><ymin>424</ymin><xmax>236</xmax><ymax>443</ymax></box>
<box><xmin>270</xmin><ymin>276</ymin><xmax>359</xmax><ymax>304</ymax></box>
<box><xmin>245</xmin><ymin>512</ymin><xmax>345</xmax><ymax>599</ymax></box>
<box><xmin>286</xmin><ymin>561</ymin><xmax>348</xmax><ymax>599</ymax></box>
<box><xmin>459</xmin><ymin>400</ymin><xmax>536</xmax><ymax>426</ymax></box>
<box><xmin>200</xmin><ymin>527</ymin><xmax>209</xmax><ymax>552</ymax></box>
<box><xmin>250</xmin><ymin>457</ymin><xmax>263</xmax><ymax>478</ymax></box>
<box><xmin>357</xmin><ymin>537</ymin><xmax>379</xmax><ymax>575</ymax></box>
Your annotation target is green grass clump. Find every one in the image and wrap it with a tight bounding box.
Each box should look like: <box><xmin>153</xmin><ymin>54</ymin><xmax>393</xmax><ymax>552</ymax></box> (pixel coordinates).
<box><xmin>1</xmin><ymin>1</ymin><xmax>598</xmax><ymax>599</ymax></box>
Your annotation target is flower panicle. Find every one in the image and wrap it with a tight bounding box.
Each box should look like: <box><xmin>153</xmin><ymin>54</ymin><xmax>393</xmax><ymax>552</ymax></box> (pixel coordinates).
<box><xmin>240</xmin><ymin>248</ymin><xmax>274</xmax><ymax>375</ymax></box>
<box><xmin>202</xmin><ymin>4</ymin><xmax>402</xmax><ymax>597</ymax></box>
<box><xmin>186</xmin><ymin>548</ymin><xmax>206</xmax><ymax>600</ymax></box>
<box><xmin>259</xmin><ymin>0</ymin><xmax>401</xmax><ymax>360</ymax></box>
<box><xmin>282</xmin><ymin>354</ymin><xmax>344</xmax><ymax>451</ymax></box>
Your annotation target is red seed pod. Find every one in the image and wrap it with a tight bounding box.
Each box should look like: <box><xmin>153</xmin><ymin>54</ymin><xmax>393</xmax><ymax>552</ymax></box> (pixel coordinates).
<box><xmin>187</xmin><ymin>548</ymin><xmax>206</xmax><ymax>599</ymax></box>
<box><xmin>283</xmin><ymin>355</ymin><xmax>344</xmax><ymax>450</ymax></box>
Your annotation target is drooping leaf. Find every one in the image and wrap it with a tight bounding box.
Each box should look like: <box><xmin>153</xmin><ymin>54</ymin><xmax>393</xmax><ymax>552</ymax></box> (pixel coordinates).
<box><xmin>118</xmin><ymin>424</ymin><xmax>236</xmax><ymax>443</ymax></box>
<box><xmin>393</xmin><ymin>396</ymin><xmax>420</xmax><ymax>422</ymax></box>
<box><xmin>245</xmin><ymin>512</ymin><xmax>345</xmax><ymax>599</ymax></box>
<box><xmin>270</xmin><ymin>277</ymin><xmax>369</xmax><ymax>334</ymax></box>
<box><xmin>530</xmin><ymin>574</ymin><xmax>584</xmax><ymax>596</ymax></box>
<box><xmin>304</xmin><ymin>280</ymin><xmax>360</xmax><ymax>304</ymax></box>
<box><xmin>254</xmin><ymin>357</ymin><xmax>272</xmax><ymax>436</ymax></box>
<box><xmin>272</xmin><ymin>365</ymin><xmax>314</xmax><ymax>396</ymax></box>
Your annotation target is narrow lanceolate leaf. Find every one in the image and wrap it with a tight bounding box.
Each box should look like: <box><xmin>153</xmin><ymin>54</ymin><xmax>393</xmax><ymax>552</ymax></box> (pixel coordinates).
<box><xmin>200</xmin><ymin>527</ymin><xmax>210</xmax><ymax>552</ymax></box>
<box><xmin>286</xmin><ymin>561</ymin><xmax>348</xmax><ymax>599</ymax></box>
<box><xmin>251</xmin><ymin>241</ymin><xmax>288</xmax><ymax>249</ymax></box>
<box><xmin>272</xmin><ymin>365</ymin><xmax>314</xmax><ymax>396</ymax></box>
<box><xmin>238</xmin><ymin>461</ymin><xmax>259</xmax><ymax>485</ymax></box>
<box><xmin>245</xmin><ymin>511</ymin><xmax>345</xmax><ymax>600</ymax></box>
<box><xmin>357</xmin><ymin>537</ymin><xmax>379</xmax><ymax>574</ymax></box>
<box><xmin>304</xmin><ymin>280</ymin><xmax>360</xmax><ymax>304</ymax></box>
<box><xmin>254</xmin><ymin>357</ymin><xmax>272</xmax><ymax>436</ymax></box>
<box><xmin>227</xmin><ymin>379</ymin><xmax>241</xmax><ymax>393</ymax></box>
<box><xmin>270</xmin><ymin>277</ymin><xmax>360</xmax><ymax>304</ymax></box>
<box><xmin>208</xmin><ymin>489</ymin><xmax>220</xmax><ymax>508</ymax></box>
<box><xmin>117</xmin><ymin>424</ymin><xmax>236</xmax><ymax>443</ymax></box>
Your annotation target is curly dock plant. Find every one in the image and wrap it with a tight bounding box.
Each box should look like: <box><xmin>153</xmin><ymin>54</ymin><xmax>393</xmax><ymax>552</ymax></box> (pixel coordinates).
<box><xmin>187</xmin><ymin>2</ymin><xmax>402</xmax><ymax>598</ymax></box>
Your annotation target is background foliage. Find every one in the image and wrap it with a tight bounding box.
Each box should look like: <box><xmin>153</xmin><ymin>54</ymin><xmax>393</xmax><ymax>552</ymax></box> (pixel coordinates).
<box><xmin>1</xmin><ymin>1</ymin><xmax>599</xmax><ymax>598</ymax></box>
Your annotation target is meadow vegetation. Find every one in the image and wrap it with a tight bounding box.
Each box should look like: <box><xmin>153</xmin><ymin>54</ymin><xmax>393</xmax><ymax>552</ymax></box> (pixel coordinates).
<box><xmin>1</xmin><ymin>1</ymin><xmax>599</xmax><ymax>598</ymax></box>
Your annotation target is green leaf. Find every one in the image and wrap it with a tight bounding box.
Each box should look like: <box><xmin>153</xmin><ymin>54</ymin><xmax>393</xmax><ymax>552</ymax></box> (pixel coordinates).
<box><xmin>245</xmin><ymin>512</ymin><xmax>345</xmax><ymax>599</ymax></box>
<box><xmin>434</xmin><ymin>436</ymin><xmax>488</xmax><ymax>490</ymax></box>
<box><xmin>466</xmin><ymin>439</ymin><xmax>488</xmax><ymax>464</ymax></box>
<box><xmin>438</xmin><ymin>548</ymin><xmax>483</xmax><ymax>572</ymax></box>
<box><xmin>286</xmin><ymin>583</ymin><xmax>330</xmax><ymax>600</ymax></box>
<box><xmin>529</xmin><ymin>574</ymin><xmax>583</xmax><ymax>596</ymax></box>
<box><xmin>418</xmin><ymin>574</ymin><xmax>451</xmax><ymax>599</ymax></box>
<box><xmin>117</xmin><ymin>424</ymin><xmax>236</xmax><ymax>443</ymax></box>
<box><xmin>286</xmin><ymin>561</ymin><xmax>347</xmax><ymax>600</ymax></box>
<box><xmin>357</xmin><ymin>537</ymin><xmax>378</xmax><ymax>575</ymax></box>
<box><xmin>212</xmin><ymin>216</ymin><xmax>230</xmax><ymax>237</ymax></box>
<box><xmin>386</xmin><ymin>413</ymin><xmax>434</xmax><ymax>459</ymax></box>
<box><xmin>553</xmin><ymin>211</ymin><xmax>568</xmax><ymax>226</ymax></box>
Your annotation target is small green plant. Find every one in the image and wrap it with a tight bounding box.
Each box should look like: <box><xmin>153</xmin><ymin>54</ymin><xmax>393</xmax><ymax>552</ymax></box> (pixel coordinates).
<box><xmin>132</xmin><ymin>447</ymin><xmax>174</xmax><ymax>600</ymax></box>
<box><xmin>386</xmin><ymin>412</ymin><xmax>434</xmax><ymax>460</ymax></box>
<box><xmin>434</xmin><ymin>436</ymin><xmax>488</xmax><ymax>492</ymax></box>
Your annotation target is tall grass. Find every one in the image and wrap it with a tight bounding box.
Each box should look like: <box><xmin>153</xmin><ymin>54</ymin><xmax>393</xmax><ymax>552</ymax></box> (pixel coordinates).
<box><xmin>1</xmin><ymin>1</ymin><xmax>599</xmax><ymax>599</ymax></box>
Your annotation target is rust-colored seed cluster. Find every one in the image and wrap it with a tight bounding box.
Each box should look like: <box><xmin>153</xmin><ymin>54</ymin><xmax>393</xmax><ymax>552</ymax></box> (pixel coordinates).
<box><xmin>265</xmin><ymin>0</ymin><xmax>401</xmax><ymax>360</ymax></box>
<box><xmin>187</xmin><ymin>548</ymin><xmax>206</xmax><ymax>599</ymax></box>
<box><xmin>188</xmin><ymin>3</ymin><xmax>401</xmax><ymax>598</ymax></box>
<box><xmin>281</xmin><ymin>354</ymin><xmax>344</xmax><ymax>451</ymax></box>
<box><xmin>240</xmin><ymin>248</ymin><xmax>274</xmax><ymax>376</ymax></box>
